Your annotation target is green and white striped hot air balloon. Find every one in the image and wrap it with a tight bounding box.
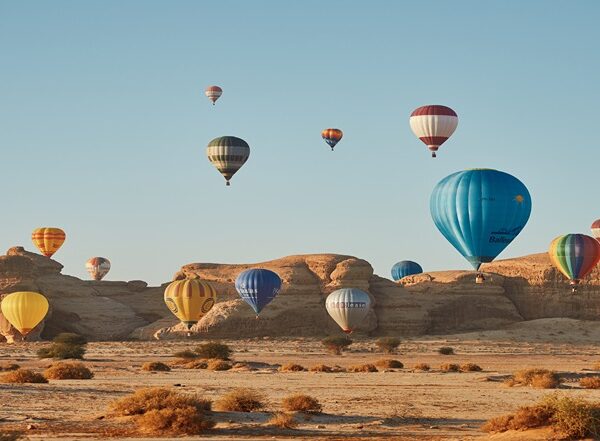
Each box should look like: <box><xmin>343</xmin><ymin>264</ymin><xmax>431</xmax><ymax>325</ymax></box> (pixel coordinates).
<box><xmin>206</xmin><ymin>136</ymin><xmax>250</xmax><ymax>186</ymax></box>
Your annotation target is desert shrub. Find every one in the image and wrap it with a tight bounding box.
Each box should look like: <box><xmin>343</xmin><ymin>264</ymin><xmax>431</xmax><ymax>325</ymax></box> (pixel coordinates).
<box><xmin>173</xmin><ymin>350</ymin><xmax>198</xmax><ymax>360</ymax></box>
<box><xmin>460</xmin><ymin>363</ymin><xmax>482</xmax><ymax>372</ymax></box>
<box><xmin>1</xmin><ymin>368</ymin><xmax>48</xmax><ymax>384</ymax></box>
<box><xmin>181</xmin><ymin>360</ymin><xmax>208</xmax><ymax>370</ymax></box>
<box><xmin>375</xmin><ymin>359</ymin><xmax>403</xmax><ymax>369</ymax></box>
<box><xmin>309</xmin><ymin>364</ymin><xmax>333</xmax><ymax>373</ymax></box>
<box><xmin>279</xmin><ymin>363</ymin><xmax>305</xmax><ymax>372</ymax></box>
<box><xmin>36</xmin><ymin>343</ymin><xmax>86</xmax><ymax>360</ymax></box>
<box><xmin>321</xmin><ymin>336</ymin><xmax>352</xmax><ymax>355</ymax></box>
<box><xmin>207</xmin><ymin>359</ymin><xmax>232</xmax><ymax>371</ymax></box>
<box><xmin>194</xmin><ymin>342</ymin><xmax>231</xmax><ymax>360</ymax></box>
<box><xmin>53</xmin><ymin>333</ymin><xmax>87</xmax><ymax>346</ymax></box>
<box><xmin>375</xmin><ymin>337</ymin><xmax>401</xmax><ymax>353</ymax></box>
<box><xmin>507</xmin><ymin>368</ymin><xmax>560</xmax><ymax>389</ymax></box>
<box><xmin>348</xmin><ymin>364</ymin><xmax>378</xmax><ymax>373</ymax></box>
<box><xmin>214</xmin><ymin>388</ymin><xmax>265</xmax><ymax>412</ymax></box>
<box><xmin>136</xmin><ymin>406</ymin><xmax>215</xmax><ymax>434</ymax></box>
<box><xmin>142</xmin><ymin>362</ymin><xmax>171</xmax><ymax>372</ymax></box>
<box><xmin>581</xmin><ymin>376</ymin><xmax>600</xmax><ymax>389</ymax></box>
<box><xmin>438</xmin><ymin>346</ymin><xmax>454</xmax><ymax>355</ymax></box>
<box><xmin>414</xmin><ymin>363</ymin><xmax>430</xmax><ymax>371</ymax></box>
<box><xmin>267</xmin><ymin>412</ymin><xmax>298</xmax><ymax>429</ymax></box>
<box><xmin>282</xmin><ymin>394</ymin><xmax>322</xmax><ymax>414</ymax></box>
<box><xmin>44</xmin><ymin>362</ymin><xmax>94</xmax><ymax>380</ymax></box>
<box><xmin>482</xmin><ymin>405</ymin><xmax>553</xmax><ymax>432</ymax></box>
<box><xmin>440</xmin><ymin>363</ymin><xmax>460</xmax><ymax>372</ymax></box>
<box><xmin>0</xmin><ymin>431</ymin><xmax>26</xmax><ymax>441</ymax></box>
<box><xmin>0</xmin><ymin>363</ymin><xmax>20</xmax><ymax>371</ymax></box>
<box><xmin>110</xmin><ymin>388</ymin><xmax>211</xmax><ymax>416</ymax></box>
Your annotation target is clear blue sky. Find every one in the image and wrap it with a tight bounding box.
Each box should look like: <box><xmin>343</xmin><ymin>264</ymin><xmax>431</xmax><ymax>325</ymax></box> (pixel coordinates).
<box><xmin>1</xmin><ymin>1</ymin><xmax>598</xmax><ymax>285</ymax></box>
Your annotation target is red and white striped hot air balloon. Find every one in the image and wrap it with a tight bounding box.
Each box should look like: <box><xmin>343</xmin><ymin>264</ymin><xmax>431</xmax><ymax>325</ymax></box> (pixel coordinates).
<box><xmin>591</xmin><ymin>220</ymin><xmax>600</xmax><ymax>241</ymax></box>
<box><xmin>409</xmin><ymin>105</ymin><xmax>458</xmax><ymax>158</ymax></box>
<box><xmin>86</xmin><ymin>257</ymin><xmax>111</xmax><ymax>281</ymax></box>
<box><xmin>205</xmin><ymin>85</ymin><xmax>223</xmax><ymax>105</ymax></box>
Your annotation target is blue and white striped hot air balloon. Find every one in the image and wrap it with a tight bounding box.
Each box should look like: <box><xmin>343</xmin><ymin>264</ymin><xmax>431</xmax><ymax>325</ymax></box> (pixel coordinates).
<box><xmin>235</xmin><ymin>268</ymin><xmax>282</xmax><ymax>316</ymax></box>
<box><xmin>391</xmin><ymin>261</ymin><xmax>423</xmax><ymax>281</ymax></box>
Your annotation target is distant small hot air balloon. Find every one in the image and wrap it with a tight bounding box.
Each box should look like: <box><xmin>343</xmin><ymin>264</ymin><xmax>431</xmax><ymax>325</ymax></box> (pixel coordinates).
<box><xmin>321</xmin><ymin>128</ymin><xmax>343</xmax><ymax>151</ymax></box>
<box><xmin>31</xmin><ymin>227</ymin><xmax>66</xmax><ymax>258</ymax></box>
<box><xmin>0</xmin><ymin>291</ymin><xmax>49</xmax><ymax>336</ymax></box>
<box><xmin>86</xmin><ymin>257</ymin><xmax>111</xmax><ymax>281</ymax></box>
<box><xmin>549</xmin><ymin>234</ymin><xmax>600</xmax><ymax>293</ymax></box>
<box><xmin>235</xmin><ymin>268</ymin><xmax>282</xmax><ymax>316</ymax></box>
<box><xmin>205</xmin><ymin>85</ymin><xmax>223</xmax><ymax>105</ymax></box>
<box><xmin>206</xmin><ymin>136</ymin><xmax>250</xmax><ymax>186</ymax></box>
<box><xmin>591</xmin><ymin>220</ymin><xmax>600</xmax><ymax>241</ymax></box>
<box><xmin>325</xmin><ymin>288</ymin><xmax>371</xmax><ymax>334</ymax></box>
<box><xmin>164</xmin><ymin>279</ymin><xmax>217</xmax><ymax>330</ymax></box>
<box><xmin>391</xmin><ymin>261</ymin><xmax>423</xmax><ymax>281</ymax></box>
<box><xmin>409</xmin><ymin>105</ymin><xmax>458</xmax><ymax>157</ymax></box>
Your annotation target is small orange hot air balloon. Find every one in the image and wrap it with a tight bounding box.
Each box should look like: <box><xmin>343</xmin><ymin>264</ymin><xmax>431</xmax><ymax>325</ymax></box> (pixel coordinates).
<box><xmin>321</xmin><ymin>128</ymin><xmax>343</xmax><ymax>151</ymax></box>
<box><xmin>31</xmin><ymin>227</ymin><xmax>66</xmax><ymax>258</ymax></box>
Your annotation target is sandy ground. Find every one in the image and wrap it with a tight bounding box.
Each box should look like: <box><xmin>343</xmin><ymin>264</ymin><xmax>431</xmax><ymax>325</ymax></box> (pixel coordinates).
<box><xmin>2</xmin><ymin>319</ymin><xmax>600</xmax><ymax>440</ymax></box>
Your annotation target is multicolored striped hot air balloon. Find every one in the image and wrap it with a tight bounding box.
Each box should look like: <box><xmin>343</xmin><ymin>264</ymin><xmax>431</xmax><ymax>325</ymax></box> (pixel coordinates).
<box><xmin>549</xmin><ymin>234</ymin><xmax>600</xmax><ymax>293</ymax></box>
<box><xmin>206</xmin><ymin>136</ymin><xmax>250</xmax><ymax>186</ymax></box>
<box><xmin>321</xmin><ymin>128</ymin><xmax>343</xmax><ymax>151</ymax></box>
<box><xmin>591</xmin><ymin>220</ymin><xmax>600</xmax><ymax>241</ymax></box>
<box><xmin>164</xmin><ymin>279</ymin><xmax>217</xmax><ymax>330</ymax></box>
<box><xmin>430</xmin><ymin>169</ymin><xmax>531</xmax><ymax>282</ymax></box>
<box><xmin>325</xmin><ymin>288</ymin><xmax>372</xmax><ymax>334</ymax></box>
<box><xmin>235</xmin><ymin>268</ymin><xmax>282</xmax><ymax>316</ymax></box>
<box><xmin>391</xmin><ymin>261</ymin><xmax>423</xmax><ymax>281</ymax></box>
<box><xmin>205</xmin><ymin>85</ymin><xmax>223</xmax><ymax>105</ymax></box>
<box><xmin>409</xmin><ymin>105</ymin><xmax>458</xmax><ymax>157</ymax></box>
<box><xmin>0</xmin><ymin>291</ymin><xmax>49</xmax><ymax>336</ymax></box>
<box><xmin>86</xmin><ymin>257</ymin><xmax>111</xmax><ymax>281</ymax></box>
<box><xmin>31</xmin><ymin>227</ymin><xmax>66</xmax><ymax>258</ymax></box>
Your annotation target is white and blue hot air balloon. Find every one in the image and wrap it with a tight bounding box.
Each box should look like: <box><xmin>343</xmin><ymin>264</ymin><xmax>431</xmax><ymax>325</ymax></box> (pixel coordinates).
<box><xmin>325</xmin><ymin>288</ymin><xmax>372</xmax><ymax>334</ymax></box>
<box><xmin>235</xmin><ymin>268</ymin><xmax>282</xmax><ymax>316</ymax></box>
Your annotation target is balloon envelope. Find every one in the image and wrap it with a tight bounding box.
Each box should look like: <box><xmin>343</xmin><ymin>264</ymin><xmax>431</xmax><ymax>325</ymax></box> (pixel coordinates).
<box><xmin>430</xmin><ymin>169</ymin><xmax>532</xmax><ymax>271</ymax></box>
<box><xmin>321</xmin><ymin>128</ymin><xmax>343</xmax><ymax>151</ymax></box>
<box><xmin>549</xmin><ymin>234</ymin><xmax>600</xmax><ymax>289</ymax></box>
<box><xmin>591</xmin><ymin>220</ymin><xmax>600</xmax><ymax>240</ymax></box>
<box><xmin>86</xmin><ymin>257</ymin><xmax>111</xmax><ymax>281</ymax></box>
<box><xmin>409</xmin><ymin>105</ymin><xmax>458</xmax><ymax>157</ymax></box>
<box><xmin>1</xmin><ymin>291</ymin><xmax>49</xmax><ymax>336</ymax></box>
<box><xmin>206</xmin><ymin>136</ymin><xmax>250</xmax><ymax>186</ymax></box>
<box><xmin>32</xmin><ymin>227</ymin><xmax>66</xmax><ymax>258</ymax></box>
<box><xmin>235</xmin><ymin>268</ymin><xmax>282</xmax><ymax>315</ymax></box>
<box><xmin>205</xmin><ymin>85</ymin><xmax>223</xmax><ymax>105</ymax></box>
<box><xmin>164</xmin><ymin>279</ymin><xmax>217</xmax><ymax>330</ymax></box>
<box><xmin>325</xmin><ymin>288</ymin><xmax>371</xmax><ymax>333</ymax></box>
<box><xmin>391</xmin><ymin>261</ymin><xmax>423</xmax><ymax>281</ymax></box>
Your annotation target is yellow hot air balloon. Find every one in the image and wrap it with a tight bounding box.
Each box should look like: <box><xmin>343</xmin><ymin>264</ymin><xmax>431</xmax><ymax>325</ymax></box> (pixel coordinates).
<box><xmin>32</xmin><ymin>227</ymin><xmax>66</xmax><ymax>258</ymax></box>
<box><xmin>164</xmin><ymin>279</ymin><xmax>217</xmax><ymax>330</ymax></box>
<box><xmin>0</xmin><ymin>291</ymin><xmax>49</xmax><ymax>336</ymax></box>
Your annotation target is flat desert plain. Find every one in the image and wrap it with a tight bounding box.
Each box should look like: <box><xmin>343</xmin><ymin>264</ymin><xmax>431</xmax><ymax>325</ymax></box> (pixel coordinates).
<box><xmin>2</xmin><ymin>318</ymin><xmax>600</xmax><ymax>440</ymax></box>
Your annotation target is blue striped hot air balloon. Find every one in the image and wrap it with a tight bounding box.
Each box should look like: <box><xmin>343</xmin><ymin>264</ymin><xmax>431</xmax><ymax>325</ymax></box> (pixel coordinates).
<box><xmin>235</xmin><ymin>269</ymin><xmax>282</xmax><ymax>316</ymax></box>
<box><xmin>430</xmin><ymin>169</ymin><xmax>531</xmax><ymax>281</ymax></box>
<box><xmin>391</xmin><ymin>261</ymin><xmax>423</xmax><ymax>281</ymax></box>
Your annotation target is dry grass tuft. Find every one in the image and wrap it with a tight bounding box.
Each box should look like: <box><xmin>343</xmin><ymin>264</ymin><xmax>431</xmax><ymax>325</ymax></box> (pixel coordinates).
<box><xmin>506</xmin><ymin>368</ymin><xmax>560</xmax><ymax>389</ymax></box>
<box><xmin>110</xmin><ymin>387</ymin><xmax>211</xmax><ymax>416</ymax></box>
<box><xmin>36</xmin><ymin>343</ymin><xmax>86</xmax><ymax>360</ymax></box>
<box><xmin>181</xmin><ymin>359</ymin><xmax>209</xmax><ymax>370</ymax></box>
<box><xmin>267</xmin><ymin>412</ymin><xmax>298</xmax><ymax>429</ymax></box>
<box><xmin>309</xmin><ymin>364</ymin><xmax>333</xmax><ymax>373</ymax></box>
<box><xmin>207</xmin><ymin>359</ymin><xmax>232</xmax><ymax>371</ymax></box>
<box><xmin>194</xmin><ymin>342</ymin><xmax>231</xmax><ymax>360</ymax></box>
<box><xmin>348</xmin><ymin>364</ymin><xmax>378</xmax><ymax>373</ymax></box>
<box><xmin>414</xmin><ymin>363</ymin><xmax>430</xmax><ymax>371</ymax></box>
<box><xmin>460</xmin><ymin>363</ymin><xmax>482</xmax><ymax>372</ymax></box>
<box><xmin>375</xmin><ymin>337</ymin><xmax>401</xmax><ymax>353</ymax></box>
<box><xmin>482</xmin><ymin>405</ymin><xmax>553</xmax><ymax>432</ymax></box>
<box><xmin>0</xmin><ymin>363</ymin><xmax>20</xmax><ymax>371</ymax></box>
<box><xmin>1</xmin><ymin>368</ymin><xmax>48</xmax><ymax>384</ymax></box>
<box><xmin>173</xmin><ymin>350</ymin><xmax>198</xmax><ymax>360</ymax></box>
<box><xmin>142</xmin><ymin>362</ymin><xmax>171</xmax><ymax>372</ymax></box>
<box><xmin>44</xmin><ymin>362</ymin><xmax>94</xmax><ymax>380</ymax></box>
<box><xmin>282</xmin><ymin>394</ymin><xmax>322</xmax><ymax>414</ymax></box>
<box><xmin>214</xmin><ymin>388</ymin><xmax>265</xmax><ymax>412</ymax></box>
<box><xmin>136</xmin><ymin>406</ymin><xmax>215</xmax><ymax>434</ymax></box>
<box><xmin>375</xmin><ymin>359</ymin><xmax>403</xmax><ymax>369</ymax></box>
<box><xmin>0</xmin><ymin>431</ymin><xmax>26</xmax><ymax>441</ymax></box>
<box><xmin>321</xmin><ymin>336</ymin><xmax>352</xmax><ymax>355</ymax></box>
<box><xmin>279</xmin><ymin>363</ymin><xmax>306</xmax><ymax>372</ymax></box>
<box><xmin>581</xmin><ymin>376</ymin><xmax>600</xmax><ymax>389</ymax></box>
<box><xmin>440</xmin><ymin>363</ymin><xmax>460</xmax><ymax>372</ymax></box>
<box><xmin>438</xmin><ymin>346</ymin><xmax>454</xmax><ymax>355</ymax></box>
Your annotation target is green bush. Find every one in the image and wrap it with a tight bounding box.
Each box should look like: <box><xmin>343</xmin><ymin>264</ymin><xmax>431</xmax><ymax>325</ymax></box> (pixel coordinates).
<box><xmin>37</xmin><ymin>343</ymin><xmax>86</xmax><ymax>360</ymax></box>
<box><xmin>375</xmin><ymin>337</ymin><xmax>401</xmax><ymax>353</ymax></box>
<box><xmin>194</xmin><ymin>342</ymin><xmax>231</xmax><ymax>360</ymax></box>
<box><xmin>173</xmin><ymin>350</ymin><xmax>198</xmax><ymax>360</ymax></box>
<box><xmin>52</xmin><ymin>333</ymin><xmax>87</xmax><ymax>345</ymax></box>
<box><xmin>438</xmin><ymin>346</ymin><xmax>454</xmax><ymax>355</ymax></box>
<box><xmin>321</xmin><ymin>336</ymin><xmax>352</xmax><ymax>355</ymax></box>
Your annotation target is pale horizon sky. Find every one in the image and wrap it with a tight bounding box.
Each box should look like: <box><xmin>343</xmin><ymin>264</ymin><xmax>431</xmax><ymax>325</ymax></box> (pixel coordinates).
<box><xmin>1</xmin><ymin>1</ymin><xmax>599</xmax><ymax>285</ymax></box>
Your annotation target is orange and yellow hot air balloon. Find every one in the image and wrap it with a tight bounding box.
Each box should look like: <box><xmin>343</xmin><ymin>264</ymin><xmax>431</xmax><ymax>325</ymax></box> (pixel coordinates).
<box><xmin>321</xmin><ymin>128</ymin><xmax>343</xmax><ymax>151</ymax></box>
<box><xmin>0</xmin><ymin>291</ymin><xmax>49</xmax><ymax>336</ymax></box>
<box><xmin>31</xmin><ymin>227</ymin><xmax>66</xmax><ymax>258</ymax></box>
<box><xmin>164</xmin><ymin>279</ymin><xmax>217</xmax><ymax>330</ymax></box>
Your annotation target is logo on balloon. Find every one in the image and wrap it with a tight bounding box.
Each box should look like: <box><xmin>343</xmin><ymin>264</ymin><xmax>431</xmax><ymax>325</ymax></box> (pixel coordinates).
<box><xmin>165</xmin><ymin>298</ymin><xmax>178</xmax><ymax>314</ymax></box>
<box><xmin>201</xmin><ymin>298</ymin><xmax>215</xmax><ymax>314</ymax></box>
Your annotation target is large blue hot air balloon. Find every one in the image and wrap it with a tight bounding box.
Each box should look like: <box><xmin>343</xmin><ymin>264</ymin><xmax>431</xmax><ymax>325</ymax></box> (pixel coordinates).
<box><xmin>391</xmin><ymin>261</ymin><xmax>423</xmax><ymax>281</ymax></box>
<box><xmin>430</xmin><ymin>169</ymin><xmax>531</xmax><ymax>280</ymax></box>
<box><xmin>235</xmin><ymin>268</ymin><xmax>282</xmax><ymax>316</ymax></box>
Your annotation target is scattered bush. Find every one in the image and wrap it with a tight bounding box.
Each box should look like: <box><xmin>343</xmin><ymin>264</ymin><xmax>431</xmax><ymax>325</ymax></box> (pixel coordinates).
<box><xmin>181</xmin><ymin>360</ymin><xmax>208</xmax><ymax>370</ymax></box>
<box><xmin>173</xmin><ymin>350</ymin><xmax>198</xmax><ymax>360</ymax></box>
<box><xmin>506</xmin><ymin>368</ymin><xmax>560</xmax><ymax>389</ymax></box>
<box><xmin>348</xmin><ymin>364</ymin><xmax>378</xmax><ymax>373</ymax></box>
<box><xmin>460</xmin><ymin>363</ymin><xmax>482</xmax><ymax>372</ymax></box>
<box><xmin>279</xmin><ymin>363</ymin><xmax>305</xmax><ymax>372</ymax></box>
<box><xmin>110</xmin><ymin>388</ymin><xmax>211</xmax><ymax>416</ymax></box>
<box><xmin>52</xmin><ymin>332</ymin><xmax>87</xmax><ymax>346</ymax></box>
<box><xmin>375</xmin><ymin>359</ymin><xmax>403</xmax><ymax>369</ymax></box>
<box><xmin>440</xmin><ymin>363</ymin><xmax>460</xmax><ymax>372</ymax></box>
<box><xmin>482</xmin><ymin>405</ymin><xmax>553</xmax><ymax>432</ymax></box>
<box><xmin>414</xmin><ymin>363</ymin><xmax>430</xmax><ymax>371</ymax></box>
<box><xmin>36</xmin><ymin>343</ymin><xmax>86</xmax><ymax>360</ymax></box>
<box><xmin>309</xmin><ymin>364</ymin><xmax>333</xmax><ymax>373</ymax></box>
<box><xmin>0</xmin><ymin>363</ymin><xmax>20</xmax><ymax>371</ymax></box>
<box><xmin>207</xmin><ymin>359</ymin><xmax>232</xmax><ymax>371</ymax></box>
<box><xmin>194</xmin><ymin>342</ymin><xmax>231</xmax><ymax>360</ymax></box>
<box><xmin>0</xmin><ymin>431</ymin><xmax>26</xmax><ymax>441</ymax></box>
<box><xmin>321</xmin><ymin>336</ymin><xmax>352</xmax><ymax>355</ymax></box>
<box><xmin>142</xmin><ymin>362</ymin><xmax>171</xmax><ymax>372</ymax></box>
<box><xmin>214</xmin><ymin>388</ymin><xmax>265</xmax><ymax>412</ymax></box>
<box><xmin>581</xmin><ymin>376</ymin><xmax>600</xmax><ymax>389</ymax></box>
<box><xmin>438</xmin><ymin>347</ymin><xmax>454</xmax><ymax>355</ymax></box>
<box><xmin>44</xmin><ymin>362</ymin><xmax>94</xmax><ymax>380</ymax></box>
<box><xmin>137</xmin><ymin>406</ymin><xmax>215</xmax><ymax>434</ymax></box>
<box><xmin>267</xmin><ymin>412</ymin><xmax>298</xmax><ymax>429</ymax></box>
<box><xmin>1</xmin><ymin>368</ymin><xmax>48</xmax><ymax>384</ymax></box>
<box><xmin>282</xmin><ymin>394</ymin><xmax>322</xmax><ymax>414</ymax></box>
<box><xmin>375</xmin><ymin>337</ymin><xmax>401</xmax><ymax>353</ymax></box>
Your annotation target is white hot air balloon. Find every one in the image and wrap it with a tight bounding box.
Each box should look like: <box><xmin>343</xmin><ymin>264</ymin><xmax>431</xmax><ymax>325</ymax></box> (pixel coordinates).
<box><xmin>325</xmin><ymin>288</ymin><xmax>372</xmax><ymax>333</ymax></box>
<box><xmin>409</xmin><ymin>105</ymin><xmax>458</xmax><ymax>158</ymax></box>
